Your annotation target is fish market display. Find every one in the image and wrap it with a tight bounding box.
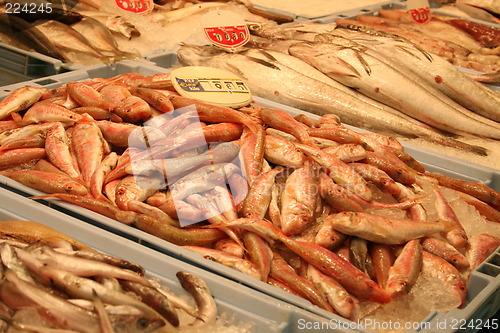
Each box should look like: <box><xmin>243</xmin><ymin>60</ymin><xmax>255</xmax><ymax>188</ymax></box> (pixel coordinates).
<box><xmin>0</xmin><ymin>71</ymin><xmax>499</xmax><ymax>328</ymax></box>
<box><xmin>0</xmin><ymin>220</ymin><xmax>220</xmax><ymax>332</ymax></box>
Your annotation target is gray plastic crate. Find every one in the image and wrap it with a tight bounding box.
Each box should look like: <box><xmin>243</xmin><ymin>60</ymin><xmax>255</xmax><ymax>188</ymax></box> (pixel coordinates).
<box><xmin>0</xmin><ymin>185</ymin><xmax>339</xmax><ymax>333</ymax></box>
<box><xmin>0</xmin><ymin>42</ymin><xmax>71</xmax><ymax>85</ymax></box>
<box><xmin>0</xmin><ymin>61</ymin><xmax>498</xmax><ymax>332</ymax></box>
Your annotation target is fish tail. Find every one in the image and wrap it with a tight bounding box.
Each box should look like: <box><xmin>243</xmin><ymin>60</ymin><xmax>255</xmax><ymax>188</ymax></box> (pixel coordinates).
<box><xmin>98</xmin><ymin>55</ymin><xmax>114</xmax><ymax>64</ymax></box>
<box><xmin>10</xmin><ymin>112</ymin><xmax>26</xmax><ymax>126</ymax></box>
<box><xmin>29</xmin><ymin>193</ymin><xmax>57</xmax><ymax>200</ymax></box>
<box><xmin>425</xmin><ymin>135</ymin><xmax>488</xmax><ymax>156</ymax></box>
<box><xmin>121</xmin><ymin>51</ymin><xmax>143</xmax><ymax>60</ymax></box>
<box><xmin>78</xmin><ymin>113</ymin><xmax>96</xmax><ymax>123</ymax></box>
<box><xmin>108</xmin><ymin>51</ymin><xmax>142</xmax><ymax>63</ymax></box>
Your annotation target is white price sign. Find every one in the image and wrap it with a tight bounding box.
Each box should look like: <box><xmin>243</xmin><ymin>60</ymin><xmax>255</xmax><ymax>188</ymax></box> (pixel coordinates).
<box><xmin>171</xmin><ymin>66</ymin><xmax>252</xmax><ymax>108</ymax></box>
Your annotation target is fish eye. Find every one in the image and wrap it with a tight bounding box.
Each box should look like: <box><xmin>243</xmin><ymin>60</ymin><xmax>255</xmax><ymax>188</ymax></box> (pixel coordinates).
<box><xmin>137</xmin><ymin>318</ymin><xmax>150</xmax><ymax>329</ymax></box>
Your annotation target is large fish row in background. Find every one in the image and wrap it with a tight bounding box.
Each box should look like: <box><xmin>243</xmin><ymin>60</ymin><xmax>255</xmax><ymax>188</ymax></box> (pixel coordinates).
<box><xmin>437</xmin><ymin>0</ymin><xmax>500</xmax><ymax>24</ymax></box>
<box><xmin>0</xmin><ymin>0</ymin><xmax>141</xmax><ymax>65</ymax></box>
<box><xmin>339</xmin><ymin>8</ymin><xmax>500</xmax><ymax>74</ymax></box>
<box><xmin>177</xmin><ymin>21</ymin><xmax>500</xmax><ymax>157</ymax></box>
<box><xmin>0</xmin><ymin>0</ymin><xmax>287</xmax><ymax>66</ymax></box>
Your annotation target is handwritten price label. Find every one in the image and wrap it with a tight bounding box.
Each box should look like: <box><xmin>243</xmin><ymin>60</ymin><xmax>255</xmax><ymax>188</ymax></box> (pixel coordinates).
<box><xmin>409</xmin><ymin>7</ymin><xmax>432</xmax><ymax>24</ymax></box>
<box><xmin>115</xmin><ymin>0</ymin><xmax>153</xmax><ymax>15</ymax></box>
<box><xmin>204</xmin><ymin>25</ymin><xmax>250</xmax><ymax>49</ymax></box>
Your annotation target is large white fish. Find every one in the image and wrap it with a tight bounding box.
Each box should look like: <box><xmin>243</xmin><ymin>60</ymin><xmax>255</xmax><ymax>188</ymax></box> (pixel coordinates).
<box><xmin>71</xmin><ymin>17</ymin><xmax>141</xmax><ymax>60</ymax></box>
<box><xmin>458</xmin><ymin>0</ymin><xmax>500</xmax><ymax>14</ymax></box>
<box><xmin>76</xmin><ymin>11</ymin><xmax>141</xmax><ymax>39</ymax></box>
<box><xmin>33</xmin><ymin>19</ymin><xmax>111</xmax><ymax>64</ymax></box>
<box><xmin>288</xmin><ymin>41</ymin><xmax>500</xmax><ymax>139</ymax></box>
<box><xmin>329</xmin><ymin>26</ymin><xmax>500</xmax><ymax>122</ymax></box>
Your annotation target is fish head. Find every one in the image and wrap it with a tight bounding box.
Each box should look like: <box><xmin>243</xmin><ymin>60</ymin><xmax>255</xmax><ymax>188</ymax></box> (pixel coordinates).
<box><xmin>314</xmin><ymin>33</ymin><xmax>357</xmax><ymax>47</ymax></box>
<box><xmin>113</xmin><ymin>315</ymin><xmax>166</xmax><ymax>333</ymax></box>
<box><xmin>177</xmin><ymin>44</ymin><xmax>225</xmax><ymax>66</ymax></box>
<box><xmin>288</xmin><ymin>41</ymin><xmax>328</xmax><ymax>70</ymax></box>
<box><xmin>289</xmin><ymin>42</ymin><xmax>362</xmax><ymax>78</ymax></box>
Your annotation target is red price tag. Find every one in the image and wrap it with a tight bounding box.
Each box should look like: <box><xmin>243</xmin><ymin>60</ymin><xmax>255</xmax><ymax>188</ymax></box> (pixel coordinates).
<box><xmin>115</xmin><ymin>0</ymin><xmax>153</xmax><ymax>15</ymax></box>
<box><xmin>204</xmin><ymin>25</ymin><xmax>250</xmax><ymax>49</ymax></box>
<box><xmin>409</xmin><ymin>7</ymin><xmax>432</xmax><ymax>24</ymax></box>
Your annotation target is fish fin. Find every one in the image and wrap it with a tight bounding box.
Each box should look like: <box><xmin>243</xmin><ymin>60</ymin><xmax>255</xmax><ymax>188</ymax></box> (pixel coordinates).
<box><xmin>10</xmin><ymin>112</ymin><xmax>24</xmax><ymax>125</ymax></box>
<box><xmin>414</xmin><ymin>46</ymin><xmax>433</xmax><ymax>62</ymax></box>
<box><xmin>351</xmin><ymin>49</ymin><xmax>372</xmax><ymax>76</ymax></box>
<box><xmin>226</xmin><ymin>64</ymin><xmax>248</xmax><ymax>80</ymax></box>
<box><xmin>112</xmin><ymin>51</ymin><xmax>143</xmax><ymax>62</ymax></box>
<box><xmin>96</xmin><ymin>55</ymin><xmax>114</xmax><ymax>64</ymax></box>
<box><xmin>258</xmin><ymin>50</ymin><xmax>279</xmax><ymax>62</ymax></box>
<box><xmin>79</xmin><ymin>113</ymin><xmax>96</xmax><ymax>123</ymax></box>
<box><xmin>245</xmin><ymin>56</ymin><xmax>281</xmax><ymax>70</ymax></box>
<box><xmin>321</xmin><ymin>54</ymin><xmax>363</xmax><ymax>78</ymax></box>
<box><xmin>395</xmin><ymin>45</ymin><xmax>433</xmax><ymax>62</ymax></box>
<box><xmin>469</xmin><ymin>145</ymin><xmax>489</xmax><ymax>157</ymax></box>
<box><xmin>423</xmin><ymin>134</ymin><xmax>488</xmax><ymax>156</ymax></box>
<box><xmin>240</xmin><ymin>48</ymin><xmax>277</xmax><ymax>63</ymax></box>
<box><xmin>439</xmin><ymin>219</ymin><xmax>457</xmax><ymax>232</ymax></box>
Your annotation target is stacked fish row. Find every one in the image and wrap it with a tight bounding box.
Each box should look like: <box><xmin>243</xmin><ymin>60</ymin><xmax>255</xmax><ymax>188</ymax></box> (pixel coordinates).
<box><xmin>177</xmin><ymin>19</ymin><xmax>500</xmax><ymax>156</ymax></box>
<box><xmin>452</xmin><ymin>0</ymin><xmax>500</xmax><ymax>24</ymax></box>
<box><xmin>337</xmin><ymin>8</ymin><xmax>500</xmax><ymax>74</ymax></box>
<box><xmin>0</xmin><ymin>220</ymin><xmax>218</xmax><ymax>332</ymax></box>
<box><xmin>147</xmin><ymin>0</ymin><xmax>293</xmax><ymax>25</ymax></box>
<box><xmin>0</xmin><ymin>72</ymin><xmax>499</xmax><ymax>323</ymax></box>
<box><xmin>0</xmin><ymin>0</ymin><xmax>288</xmax><ymax>67</ymax></box>
<box><xmin>0</xmin><ymin>1</ymin><xmax>141</xmax><ymax>65</ymax></box>
<box><xmin>448</xmin><ymin>0</ymin><xmax>500</xmax><ymax>25</ymax></box>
